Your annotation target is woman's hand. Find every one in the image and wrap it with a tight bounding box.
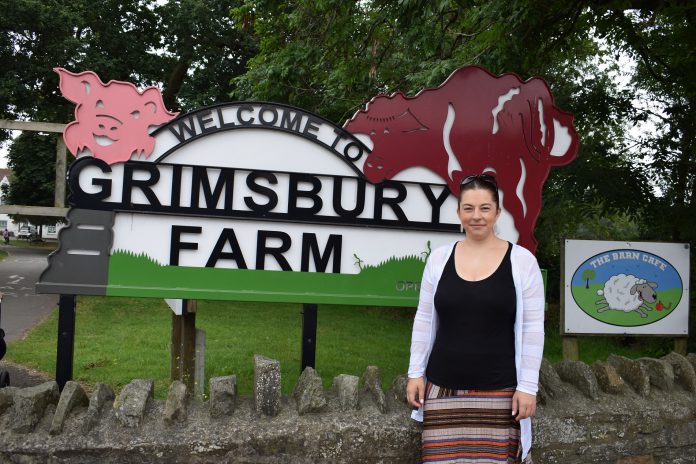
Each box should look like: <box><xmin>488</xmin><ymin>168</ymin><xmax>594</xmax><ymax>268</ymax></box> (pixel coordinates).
<box><xmin>511</xmin><ymin>390</ymin><xmax>536</xmax><ymax>421</ymax></box>
<box><xmin>406</xmin><ymin>377</ymin><xmax>425</xmax><ymax>409</ymax></box>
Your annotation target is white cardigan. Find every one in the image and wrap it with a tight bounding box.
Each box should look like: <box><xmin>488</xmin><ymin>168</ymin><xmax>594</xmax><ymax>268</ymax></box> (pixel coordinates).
<box><xmin>408</xmin><ymin>241</ymin><xmax>545</xmax><ymax>460</ymax></box>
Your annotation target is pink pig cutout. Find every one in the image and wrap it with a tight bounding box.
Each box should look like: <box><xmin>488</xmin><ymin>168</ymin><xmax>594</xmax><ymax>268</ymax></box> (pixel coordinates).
<box><xmin>55</xmin><ymin>68</ymin><xmax>178</xmax><ymax>165</ymax></box>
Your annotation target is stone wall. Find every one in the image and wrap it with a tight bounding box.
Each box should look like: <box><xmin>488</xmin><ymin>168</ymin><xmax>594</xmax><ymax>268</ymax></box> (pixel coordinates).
<box><xmin>1</xmin><ymin>352</ymin><xmax>696</xmax><ymax>464</ymax></box>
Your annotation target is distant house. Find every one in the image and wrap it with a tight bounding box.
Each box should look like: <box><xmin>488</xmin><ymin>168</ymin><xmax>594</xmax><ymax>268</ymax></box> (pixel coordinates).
<box><xmin>0</xmin><ymin>168</ymin><xmax>63</xmax><ymax>240</ymax></box>
<box><xmin>0</xmin><ymin>168</ymin><xmax>15</xmax><ymax>235</ymax></box>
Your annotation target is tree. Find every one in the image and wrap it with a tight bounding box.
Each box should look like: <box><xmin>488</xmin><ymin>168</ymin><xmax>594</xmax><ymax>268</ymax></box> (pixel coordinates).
<box><xmin>0</xmin><ymin>0</ymin><xmax>256</xmax><ymax>219</ymax></box>
<box><xmin>0</xmin><ymin>0</ymin><xmax>165</xmax><ymax>224</ymax></box>
<box><xmin>582</xmin><ymin>268</ymin><xmax>596</xmax><ymax>289</ymax></box>
<box><xmin>232</xmin><ymin>1</ymin><xmax>657</xmax><ymax>249</ymax></box>
<box><xmin>157</xmin><ymin>0</ymin><xmax>258</xmax><ymax>112</ymax></box>
<box><xmin>0</xmin><ymin>0</ymin><xmax>164</xmax><ymax>126</ymax></box>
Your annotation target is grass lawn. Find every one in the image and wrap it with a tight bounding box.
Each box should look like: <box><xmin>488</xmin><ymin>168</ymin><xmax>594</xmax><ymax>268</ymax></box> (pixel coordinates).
<box><xmin>6</xmin><ymin>297</ymin><xmax>414</xmax><ymax>399</ymax></box>
<box><xmin>5</xmin><ymin>298</ymin><xmax>676</xmax><ymax>399</ymax></box>
<box><xmin>6</xmin><ymin>239</ymin><xmax>58</xmax><ymax>249</ymax></box>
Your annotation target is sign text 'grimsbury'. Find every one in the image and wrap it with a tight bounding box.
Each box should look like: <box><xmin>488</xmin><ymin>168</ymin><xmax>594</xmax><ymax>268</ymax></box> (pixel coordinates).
<box><xmin>70</xmin><ymin>157</ymin><xmax>456</xmax><ymax>231</ymax></box>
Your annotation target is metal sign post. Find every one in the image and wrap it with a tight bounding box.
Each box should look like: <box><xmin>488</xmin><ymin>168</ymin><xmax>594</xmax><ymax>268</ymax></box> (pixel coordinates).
<box><xmin>301</xmin><ymin>304</ymin><xmax>318</xmax><ymax>371</ymax></box>
<box><xmin>55</xmin><ymin>294</ymin><xmax>76</xmax><ymax>390</ymax></box>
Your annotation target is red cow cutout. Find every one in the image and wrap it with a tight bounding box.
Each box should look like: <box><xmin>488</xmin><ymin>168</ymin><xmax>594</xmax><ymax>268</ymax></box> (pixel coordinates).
<box><xmin>55</xmin><ymin>68</ymin><xmax>178</xmax><ymax>165</ymax></box>
<box><xmin>344</xmin><ymin>66</ymin><xmax>580</xmax><ymax>252</ymax></box>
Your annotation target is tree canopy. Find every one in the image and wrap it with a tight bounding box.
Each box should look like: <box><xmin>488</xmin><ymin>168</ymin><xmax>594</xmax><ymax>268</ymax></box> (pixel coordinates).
<box><xmin>230</xmin><ymin>1</ymin><xmax>695</xmax><ymax>284</ymax></box>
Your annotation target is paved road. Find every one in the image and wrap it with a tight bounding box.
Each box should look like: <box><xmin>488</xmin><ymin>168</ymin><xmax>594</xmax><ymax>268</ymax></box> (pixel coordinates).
<box><xmin>0</xmin><ymin>245</ymin><xmax>58</xmax><ymax>342</ymax></box>
<box><xmin>0</xmin><ymin>244</ymin><xmax>58</xmax><ymax>388</ymax></box>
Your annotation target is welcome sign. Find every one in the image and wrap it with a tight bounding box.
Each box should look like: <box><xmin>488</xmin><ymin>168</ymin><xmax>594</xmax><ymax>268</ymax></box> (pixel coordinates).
<box><xmin>563</xmin><ymin>240</ymin><xmax>690</xmax><ymax>335</ymax></box>
<box><xmin>37</xmin><ymin>66</ymin><xmax>579</xmax><ymax>305</ymax></box>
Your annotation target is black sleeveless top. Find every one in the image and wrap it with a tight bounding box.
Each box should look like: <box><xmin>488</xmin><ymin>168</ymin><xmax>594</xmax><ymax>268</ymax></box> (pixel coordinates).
<box><xmin>425</xmin><ymin>242</ymin><xmax>517</xmax><ymax>390</ymax></box>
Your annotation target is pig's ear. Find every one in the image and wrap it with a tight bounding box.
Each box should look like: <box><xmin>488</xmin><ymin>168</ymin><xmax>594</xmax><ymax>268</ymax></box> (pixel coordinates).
<box><xmin>141</xmin><ymin>87</ymin><xmax>178</xmax><ymax>123</ymax></box>
<box><xmin>54</xmin><ymin>68</ymin><xmax>102</xmax><ymax>104</ymax></box>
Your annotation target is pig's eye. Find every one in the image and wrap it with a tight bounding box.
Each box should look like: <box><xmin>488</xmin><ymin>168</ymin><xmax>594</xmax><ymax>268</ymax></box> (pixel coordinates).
<box><xmin>131</xmin><ymin>111</ymin><xmax>140</xmax><ymax>119</ymax></box>
<box><xmin>99</xmin><ymin>124</ymin><xmax>105</xmax><ymax>129</ymax></box>
<box><xmin>95</xmin><ymin>100</ymin><xmax>104</xmax><ymax>108</ymax></box>
<box><xmin>370</xmin><ymin>130</ymin><xmax>376</xmax><ymax>136</ymax></box>
<box><xmin>383</xmin><ymin>127</ymin><xmax>390</xmax><ymax>134</ymax></box>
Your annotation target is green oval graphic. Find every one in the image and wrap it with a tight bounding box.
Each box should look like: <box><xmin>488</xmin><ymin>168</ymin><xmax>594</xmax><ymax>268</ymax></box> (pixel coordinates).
<box><xmin>571</xmin><ymin>249</ymin><xmax>682</xmax><ymax>327</ymax></box>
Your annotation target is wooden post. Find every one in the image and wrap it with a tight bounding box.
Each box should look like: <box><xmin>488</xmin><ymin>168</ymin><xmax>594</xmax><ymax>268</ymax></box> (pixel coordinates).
<box><xmin>170</xmin><ymin>299</ymin><xmax>197</xmax><ymax>391</ymax></box>
<box><xmin>54</xmin><ymin>137</ymin><xmax>67</xmax><ymax>208</ymax></box>
<box><xmin>170</xmin><ymin>312</ymin><xmax>182</xmax><ymax>381</ymax></box>
<box><xmin>674</xmin><ymin>338</ymin><xmax>688</xmax><ymax>356</ymax></box>
<box><xmin>562</xmin><ymin>336</ymin><xmax>579</xmax><ymax>361</ymax></box>
<box><xmin>0</xmin><ymin>120</ymin><xmax>67</xmax><ymax>218</ymax></box>
<box><xmin>195</xmin><ymin>329</ymin><xmax>206</xmax><ymax>400</ymax></box>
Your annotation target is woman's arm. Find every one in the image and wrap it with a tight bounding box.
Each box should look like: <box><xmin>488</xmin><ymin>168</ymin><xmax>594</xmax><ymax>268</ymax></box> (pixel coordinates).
<box><xmin>408</xmin><ymin>253</ymin><xmax>436</xmax><ymax>380</ymax></box>
<box><xmin>516</xmin><ymin>253</ymin><xmax>545</xmax><ymax>396</ymax></box>
<box><xmin>406</xmin><ymin>254</ymin><xmax>436</xmax><ymax>408</ymax></box>
<box><xmin>512</xmin><ymin>252</ymin><xmax>545</xmax><ymax>420</ymax></box>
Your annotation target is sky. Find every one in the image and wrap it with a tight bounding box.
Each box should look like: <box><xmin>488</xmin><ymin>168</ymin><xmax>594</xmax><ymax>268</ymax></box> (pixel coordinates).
<box><xmin>0</xmin><ymin>133</ymin><xmax>12</xmax><ymax>169</ymax></box>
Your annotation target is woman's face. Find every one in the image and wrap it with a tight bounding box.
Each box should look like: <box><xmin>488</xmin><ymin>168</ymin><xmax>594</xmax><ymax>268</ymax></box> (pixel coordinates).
<box><xmin>458</xmin><ymin>187</ymin><xmax>500</xmax><ymax>240</ymax></box>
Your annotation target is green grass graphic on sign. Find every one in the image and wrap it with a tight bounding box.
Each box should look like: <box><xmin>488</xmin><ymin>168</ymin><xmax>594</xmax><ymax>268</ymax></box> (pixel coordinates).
<box><xmin>106</xmin><ymin>251</ymin><xmax>425</xmax><ymax>306</ymax></box>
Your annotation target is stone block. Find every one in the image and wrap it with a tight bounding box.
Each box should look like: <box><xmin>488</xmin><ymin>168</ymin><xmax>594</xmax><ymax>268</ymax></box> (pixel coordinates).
<box><xmin>113</xmin><ymin>379</ymin><xmax>154</xmax><ymax>428</ymax></box>
<box><xmin>0</xmin><ymin>386</ymin><xmax>18</xmax><ymax>415</ymax></box>
<box><xmin>587</xmin><ymin>419</ymin><xmax>624</xmax><ymax>440</ymax></box>
<box><xmin>390</xmin><ymin>373</ymin><xmax>408</xmax><ymax>403</ymax></box>
<box><xmin>638</xmin><ymin>357</ymin><xmax>674</xmax><ymax>391</ymax></box>
<box><xmin>254</xmin><ymin>355</ymin><xmax>281</xmax><ymax>416</ymax></box>
<box><xmin>666</xmin><ymin>419</ymin><xmax>696</xmax><ymax>447</ymax></box>
<box><xmin>608</xmin><ymin>354</ymin><xmax>650</xmax><ymax>396</ymax></box>
<box><xmin>82</xmin><ymin>383</ymin><xmax>115</xmax><ymax>433</ymax></box>
<box><xmin>554</xmin><ymin>360</ymin><xmax>599</xmax><ymax>400</ymax></box>
<box><xmin>616</xmin><ymin>455</ymin><xmax>656</xmax><ymax>464</ymax></box>
<box><xmin>331</xmin><ymin>374</ymin><xmax>359</xmax><ymax>411</ymax></box>
<box><xmin>662</xmin><ymin>352</ymin><xmax>696</xmax><ymax>392</ymax></box>
<box><xmin>362</xmin><ymin>365</ymin><xmax>387</xmax><ymax>413</ymax></box>
<box><xmin>686</xmin><ymin>353</ymin><xmax>696</xmax><ymax>373</ymax></box>
<box><xmin>537</xmin><ymin>383</ymin><xmax>548</xmax><ymax>405</ymax></box>
<box><xmin>50</xmin><ymin>381</ymin><xmax>88</xmax><ymax>435</ymax></box>
<box><xmin>293</xmin><ymin>367</ymin><xmax>326</xmax><ymax>415</ymax></box>
<box><xmin>532</xmin><ymin>416</ymin><xmax>587</xmax><ymax>447</ymax></box>
<box><xmin>209</xmin><ymin>375</ymin><xmax>237</xmax><ymax>418</ymax></box>
<box><xmin>539</xmin><ymin>358</ymin><xmax>565</xmax><ymax>398</ymax></box>
<box><xmin>163</xmin><ymin>380</ymin><xmax>188</xmax><ymax>425</ymax></box>
<box><xmin>10</xmin><ymin>381</ymin><xmax>60</xmax><ymax>433</ymax></box>
<box><xmin>636</xmin><ymin>410</ymin><xmax>663</xmax><ymax>435</ymax></box>
<box><xmin>592</xmin><ymin>361</ymin><xmax>626</xmax><ymax>394</ymax></box>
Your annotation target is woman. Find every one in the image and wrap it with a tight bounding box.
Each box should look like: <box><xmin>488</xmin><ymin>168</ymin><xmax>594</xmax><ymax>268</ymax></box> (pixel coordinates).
<box><xmin>406</xmin><ymin>173</ymin><xmax>544</xmax><ymax>463</ymax></box>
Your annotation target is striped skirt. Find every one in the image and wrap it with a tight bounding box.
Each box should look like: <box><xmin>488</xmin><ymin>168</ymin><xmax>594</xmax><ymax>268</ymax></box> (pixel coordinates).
<box><xmin>422</xmin><ymin>381</ymin><xmax>522</xmax><ymax>463</ymax></box>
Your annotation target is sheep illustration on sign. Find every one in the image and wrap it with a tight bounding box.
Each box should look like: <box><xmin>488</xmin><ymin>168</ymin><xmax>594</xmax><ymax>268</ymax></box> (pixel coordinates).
<box><xmin>54</xmin><ymin>68</ymin><xmax>178</xmax><ymax>164</ymax></box>
<box><xmin>570</xmin><ymin>248</ymin><xmax>682</xmax><ymax>328</ymax></box>
<box><xmin>595</xmin><ymin>274</ymin><xmax>657</xmax><ymax>318</ymax></box>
